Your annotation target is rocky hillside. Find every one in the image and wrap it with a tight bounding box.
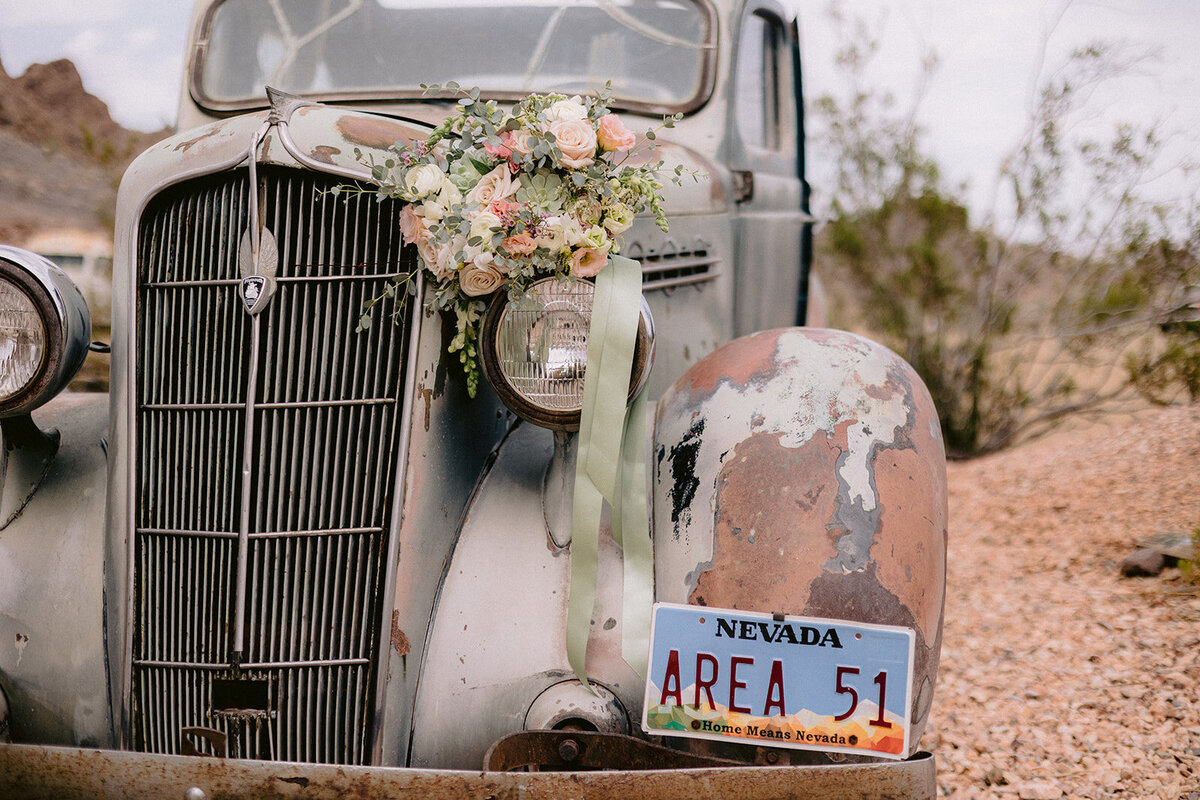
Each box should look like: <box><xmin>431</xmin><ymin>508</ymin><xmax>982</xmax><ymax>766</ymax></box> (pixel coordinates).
<box><xmin>0</xmin><ymin>56</ymin><xmax>170</xmax><ymax>243</ymax></box>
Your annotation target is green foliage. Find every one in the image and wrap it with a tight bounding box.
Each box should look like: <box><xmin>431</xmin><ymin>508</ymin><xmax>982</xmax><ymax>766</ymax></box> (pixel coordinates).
<box><xmin>813</xmin><ymin>8</ymin><xmax>1200</xmax><ymax>456</ymax></box>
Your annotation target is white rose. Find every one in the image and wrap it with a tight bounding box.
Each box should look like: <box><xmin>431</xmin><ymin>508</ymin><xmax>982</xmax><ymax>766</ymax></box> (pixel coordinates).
<box><xmin>465</xmin><ymin>164</ymin><xmax>519</xmax><ymax>206</ymax></box>
<box><xmin>545</xmin><ymin>96</ymin><xmax>587</xmax><ymax>122</ymax></box>
<box><xmin>416</xmin><ymin>199</ymin><xmax>447</xmax><ymax>221</ymax></box>
<box><xmin>458</xmin><ymin>256</ymin><xmax>505</xmax><ymax>296</ymax></box>
<box><xmin>438</xmin><ymin>174</ymin><xmax>463</xmax><ymax>206</ymax></box>
<box><xmin>536</xmin><ymin>215</ymin><xmax>569</xmax><ymax>251</ymax></box>
<box><xmin>404</xmin><ymin>163</ymin><xmax>445</xmax><ymax>199</ymax></box>
<box><xmin>468</xmin><ymin>210</ymin><xmax>503</xmax><ymax>244</ymax></box>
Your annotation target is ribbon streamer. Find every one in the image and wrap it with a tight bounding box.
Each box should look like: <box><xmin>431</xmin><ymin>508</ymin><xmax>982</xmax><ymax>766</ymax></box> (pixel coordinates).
<box><xmin>566</xmin><ymin>255</ymin><xmax>653</xmax><ymax>687</ymax></box>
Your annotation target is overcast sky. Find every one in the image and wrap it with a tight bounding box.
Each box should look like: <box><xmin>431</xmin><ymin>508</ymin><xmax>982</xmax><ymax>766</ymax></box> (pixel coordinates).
<box><xmin>1</xmin><ymin>0</ymin><xmax>1197</xmax><ymax>222</ymax></box>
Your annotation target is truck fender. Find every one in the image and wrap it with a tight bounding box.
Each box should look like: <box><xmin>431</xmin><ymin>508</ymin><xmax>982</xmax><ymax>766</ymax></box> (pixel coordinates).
<box><xmin>653</xmin><ymin>328</ymin><xmax>947</xmax><ymax>751</ymax></box>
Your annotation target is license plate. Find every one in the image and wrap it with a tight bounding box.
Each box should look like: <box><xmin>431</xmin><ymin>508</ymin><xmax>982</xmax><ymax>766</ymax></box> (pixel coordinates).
<box><xmin>641</xmin><ymin>603</ymin><xmax>914</xmax><ymax>759</ymax></box>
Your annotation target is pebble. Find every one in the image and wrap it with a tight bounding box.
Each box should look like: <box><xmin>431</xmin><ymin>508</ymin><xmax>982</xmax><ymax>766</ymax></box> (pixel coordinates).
<box><xmin>925</xmin><ymin>406</ymin><xmax>1200</xmax><ymax>799</ymax></box>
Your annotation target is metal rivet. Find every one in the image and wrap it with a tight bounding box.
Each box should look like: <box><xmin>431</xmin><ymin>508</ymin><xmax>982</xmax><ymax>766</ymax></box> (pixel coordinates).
<box><xmin>184</xmin><ymin>787</ymin><xmax>208</xmax><ymax>800</ymax></box>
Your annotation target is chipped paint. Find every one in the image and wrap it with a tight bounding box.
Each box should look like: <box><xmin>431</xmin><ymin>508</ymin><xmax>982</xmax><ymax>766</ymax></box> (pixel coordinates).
<box><xmin>14</xmin><ymin>633</ymin><xmax>28</xmax><ymax>667</ymax></box>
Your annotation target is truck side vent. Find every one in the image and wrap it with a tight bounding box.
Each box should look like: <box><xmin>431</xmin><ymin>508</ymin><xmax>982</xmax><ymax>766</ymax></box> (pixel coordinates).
<box><xmin>626</xmin><ymin>237</ymin><xmax>720</xmax><ymax>290</ymax></box>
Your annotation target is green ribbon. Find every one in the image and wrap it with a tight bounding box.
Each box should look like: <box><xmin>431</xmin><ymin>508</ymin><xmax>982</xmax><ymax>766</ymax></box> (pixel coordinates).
<box><xmin>566</xmin><ymin>255</ymin><xmax>653</xmax><ymax>687</ymax></box>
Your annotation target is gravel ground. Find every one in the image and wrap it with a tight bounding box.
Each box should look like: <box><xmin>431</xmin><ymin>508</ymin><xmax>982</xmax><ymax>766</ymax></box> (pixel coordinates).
<box><xmin>926</xmin><ymin>405</ymin><xmax>1200</xmax><ymax>799</ymax></box>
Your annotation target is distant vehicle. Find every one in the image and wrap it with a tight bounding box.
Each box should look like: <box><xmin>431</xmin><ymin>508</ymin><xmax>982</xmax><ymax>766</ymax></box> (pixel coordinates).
<box><xmin>21</xmin><ymin>229</ymin><xmax>112</xmax><ymax>326</ymax></box>
<box><xmin>0</xmin><ymin>2</ymin><xmax>945</xmax><ymax>798</ymax></box>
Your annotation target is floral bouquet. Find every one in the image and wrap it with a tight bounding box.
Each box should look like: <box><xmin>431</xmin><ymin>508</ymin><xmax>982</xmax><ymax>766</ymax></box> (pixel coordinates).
<box><xmin>346</xmin><ymin>83</ymin><xmax>694</xmax><ymax>395</ymax></box>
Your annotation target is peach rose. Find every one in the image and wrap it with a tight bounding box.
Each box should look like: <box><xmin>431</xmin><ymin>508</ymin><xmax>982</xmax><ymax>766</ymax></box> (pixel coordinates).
<box><xmin>549</xmin><ymin>119</ymin><xmax>597</xmax><ymax>169</ymax></box>
<box><xmin>465</xmin><ymin>164</ymin><xmax>519</xmax><ymax>206</ymax></box>
<box><xmin>503</xmin><ymin>129</ymin><xmax>535</xmax><ymax>158</ymax></box>
<box><xmin>397</xmin><ymin>205</ymin><xmax>424</xmax><ymax>245</ymax></box>
<box><xmin>597</xmin><ymin>114</ymin><xmax>636</xmax><ymax>152</ymax></box>
<box><xmin>571</xmin><ymin>245</ymin><xmax>611</xmax><ymax>278</ymax></box>
<box><xmin>458</xmin><ymin>256</ymin><xmax>505</xmax><ymax>296</ymax></box>
<box><xmin>501</xmin><ymin>233</ymin><xmax>537</xmax><ymax>256</ymax></box>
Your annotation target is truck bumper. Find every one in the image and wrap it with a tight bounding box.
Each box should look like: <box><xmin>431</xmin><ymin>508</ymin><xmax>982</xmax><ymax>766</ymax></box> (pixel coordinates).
<box><xmin>0</xmin><ymin>743</ymin><xmax>936</xmax><ymax>799</ymax></box>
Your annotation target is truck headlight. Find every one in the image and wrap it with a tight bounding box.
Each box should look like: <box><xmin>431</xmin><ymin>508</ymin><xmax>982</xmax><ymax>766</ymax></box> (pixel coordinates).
<box><xmin>0</xmin><ymin>246</ymin><xmax>91</xmax><ymax>417</ymax></box>
<box><xmin>480</xmin><ymin>277</ymin><xmax>654</xmax><ymax>431</ymax></box>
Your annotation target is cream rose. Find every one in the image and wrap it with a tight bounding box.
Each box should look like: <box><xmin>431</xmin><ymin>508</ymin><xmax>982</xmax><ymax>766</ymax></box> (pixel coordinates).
<box><xmin>404</xmin><ymin>163</ymin><xmax>445</xmax><ymax>199</ymax></box>
<box><xmin>416</xmin><ymin>232</ymin><xmax>442</xmax><ymax>277</ymax></box>
<box><xmin>545</xmin><ymin>95</ymin><xmax>587</xmax><ymax>122</ymax></box>
<box><xmin>458</xmin><ymin>255</ymin><xmax>505</xmax><ymax>296</ymax></box>
<box><xmin>581</xmin><ymin>225</ymin><xmax>610</xmax><ymax>251</ymax></box>
<box><xmin>602</xmin><ymin>203</ymin><xmax>635</xmax><ymax>235</ymax></box>
<box><xmin>549</xmin><ymin>119</ymin><xmax>597</xmax><ymax>169</ymax></box>
<box><xmin>465</xmin><ymin>164</ymin><xmax>519</xmax><ymax>206</ymax></box>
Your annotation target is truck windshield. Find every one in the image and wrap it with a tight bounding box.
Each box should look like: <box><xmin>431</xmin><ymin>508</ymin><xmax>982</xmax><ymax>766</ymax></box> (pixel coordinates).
<box><xmin>195</xmin><ymin>0</ymin><xmax>715</xmax><ymax>114</ymax></box>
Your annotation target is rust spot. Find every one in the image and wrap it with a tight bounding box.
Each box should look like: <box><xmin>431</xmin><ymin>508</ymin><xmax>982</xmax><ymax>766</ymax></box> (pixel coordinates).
<box><xmin>307</xmin><ymin>145</ymin><xmax>341</xmax><ymax>164</ymax></box>
<box><xmin>677</xmin><ymin>330</ymin><xmax>782</xmax><ymax>400</ymax></box>
<box><xmin>803</xmin><ymin>564</ymin><xmax>936</xmax><ymax>740</ymax></box>
<box><xmin>688</xmin><ymin>430</ymin><xmax>845</xmax><ymax>612</ymax></box>
<box><xmin>420</xmin><ymin>386</ymin><xmax>433</xmax><ymax>432</ymax></box>
<box><xmin>391</xmin><ymin>611</ymin><xmax>411</xmax><ymax>657</ymax></box>
<box><xmin>335</xmin><ymin>115</ymin><xmax>420</xmax><ymax>150</ymax></box>
<box><xmin>872</xmin><ymin>446</ymin><xmax>944</xmax><ymax>642</ymax></box>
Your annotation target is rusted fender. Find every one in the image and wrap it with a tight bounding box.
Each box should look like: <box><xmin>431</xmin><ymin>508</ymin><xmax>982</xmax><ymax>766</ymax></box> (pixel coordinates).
<box><xmin>653</xmin><ymin>328</ymin><xmax>947</xmax><ymax>752</ymax></box>
<box><xmin>0</xmin><ymin>742</ymin><xmax>936</xmax><ymax>800</ymax></box>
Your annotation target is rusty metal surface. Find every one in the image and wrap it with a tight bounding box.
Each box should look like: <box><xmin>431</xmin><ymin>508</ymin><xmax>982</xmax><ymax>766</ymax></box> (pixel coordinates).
<box><xmin>485</xmin><ymin>730</ymin><xmax>746</xmax><ymax>771</ymax></box>
<box><xmin>0</xmin><ymin>742</ymin><xmax>936</xmax><ymax>800</ymax></box>
<box><xmin>653</xmin><ymin>328</ymin><xmax>948</xmax><ymax>756</ymax></box>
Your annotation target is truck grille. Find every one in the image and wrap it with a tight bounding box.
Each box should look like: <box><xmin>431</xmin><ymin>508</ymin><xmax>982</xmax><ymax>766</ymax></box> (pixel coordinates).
<box><xmin>130</xmin><ymin>166</ymin><xmax>413</xmax><ymax>764</ymax></box>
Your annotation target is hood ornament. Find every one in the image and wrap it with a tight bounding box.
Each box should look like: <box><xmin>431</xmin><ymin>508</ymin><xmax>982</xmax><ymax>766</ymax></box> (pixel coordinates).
<box><xmin>239</xmin><ymin>228</ymin><xmax>278</xmax><ymax>315</ymax></box>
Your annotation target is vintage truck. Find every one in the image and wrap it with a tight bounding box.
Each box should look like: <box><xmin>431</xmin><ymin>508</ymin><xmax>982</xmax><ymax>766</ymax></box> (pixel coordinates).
<box><xmin>0</xmin><ymin>1</ymin><xmax>947</xmax><ymax>797</ymax></box>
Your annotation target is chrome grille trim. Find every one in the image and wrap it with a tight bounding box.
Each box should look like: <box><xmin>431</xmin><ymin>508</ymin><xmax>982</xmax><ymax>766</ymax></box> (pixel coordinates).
<box><xmin>130</xmin><ymin>165</ymin><xmax>414</xmax><ymax>765</ymax></box>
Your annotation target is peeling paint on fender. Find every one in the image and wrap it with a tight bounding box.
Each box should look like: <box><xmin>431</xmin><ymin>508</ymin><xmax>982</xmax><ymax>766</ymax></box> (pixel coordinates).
<box><xmin>653</xmin><ymin>328</ymin><xmax>947</xmax><ymax>753</ymax></box>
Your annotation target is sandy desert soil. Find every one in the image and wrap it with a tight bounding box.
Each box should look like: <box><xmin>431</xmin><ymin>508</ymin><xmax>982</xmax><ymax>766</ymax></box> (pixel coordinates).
<box><xmin>927</xmin><ymin>404</ymin><xmax>1200</xmax><ymax>799</ymax></box>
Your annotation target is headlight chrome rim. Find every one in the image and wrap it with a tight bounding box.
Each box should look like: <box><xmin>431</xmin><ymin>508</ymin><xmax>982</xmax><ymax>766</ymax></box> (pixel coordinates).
<box><xmin>480</xmin><ymin>277</ymin><xmax>654</xmax><ymax>431</ymax></box>
<box><xmin>0</xmin><ymin>246</ymin><xmax>92</xmax><ymax>417</ymax></box>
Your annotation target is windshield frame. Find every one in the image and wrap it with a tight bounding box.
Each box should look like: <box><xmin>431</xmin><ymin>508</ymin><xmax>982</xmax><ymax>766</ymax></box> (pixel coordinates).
<box><xmin>188</xmin><ymin>0</ymin><xmax>719</xmax><ymax>119</ymax></box>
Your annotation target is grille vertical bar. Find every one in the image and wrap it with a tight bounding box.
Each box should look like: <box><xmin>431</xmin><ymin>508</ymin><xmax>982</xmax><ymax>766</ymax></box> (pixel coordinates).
<box><xmin>131</xmin><ymin>166</ymin><xmax>413</xmax><ymax>764</ymax></box>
